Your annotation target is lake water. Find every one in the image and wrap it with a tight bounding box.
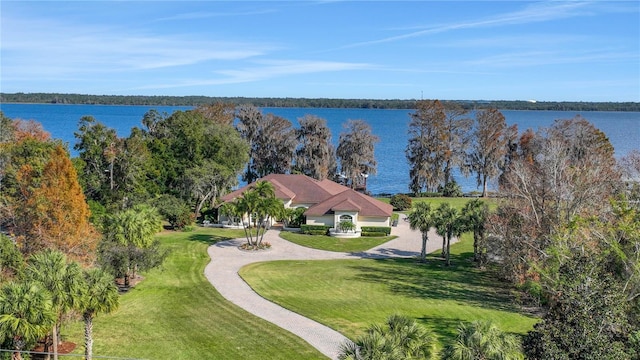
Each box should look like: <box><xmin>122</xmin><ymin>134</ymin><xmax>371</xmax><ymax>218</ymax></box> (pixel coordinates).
<box><xmin>1</xmin><ymin>103</ymin><xmax>638</xmax><ymax>195</ymax></box>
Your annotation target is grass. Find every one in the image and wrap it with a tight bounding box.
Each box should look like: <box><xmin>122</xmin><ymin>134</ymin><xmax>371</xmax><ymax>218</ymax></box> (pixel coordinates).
<box><xmin>64</xmin><ymin>227</ymin><xmax>325</xmax><ymax>360</ymax></box>
<box><xmin>378</xmin><ymin>196</ymin><xmax>498</xmax><ymax>212</ymax></box>
<box><xmin>240</xmin><ymin>235</ymin><xmax>538</xmax><ymax>350</ymax></box>
<box><xmin>279</xmin><ymin>231</ymin><xmax>396</xmax><ymax>252</ymax></box>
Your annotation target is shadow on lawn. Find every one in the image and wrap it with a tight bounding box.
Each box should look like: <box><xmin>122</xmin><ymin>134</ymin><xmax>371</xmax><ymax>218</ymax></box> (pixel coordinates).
<box><xmin>417</xmin><ymin>315</ymin><xmax>464</xmax><ymax>342</ymax></box>
<box><xmin>348</xmin><ymin>253</ymin><xmax>519</xmax><ymax>314</ymax></box>
<box><xmin>186</xmin><ymin>233</ymin><xmax>236</xmax><ymax>245</ymax></box>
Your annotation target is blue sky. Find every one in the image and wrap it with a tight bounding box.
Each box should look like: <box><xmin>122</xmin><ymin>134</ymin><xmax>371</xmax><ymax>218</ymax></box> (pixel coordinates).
<box><xmin>1</xmin><ymin>1</ymin><xmax>638</xmax><ymax>101</ymax></box>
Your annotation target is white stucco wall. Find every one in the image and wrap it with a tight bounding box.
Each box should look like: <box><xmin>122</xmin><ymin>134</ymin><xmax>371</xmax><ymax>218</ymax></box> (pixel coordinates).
<box><xmin>357</xmin><ymin>216</ymin><xmax>391</xmax><ymax>228</ymax></box>
<box><xmin>305</xmin><ymin>215</ymin><xmax>334</xmax><ymax>227</ymax></box>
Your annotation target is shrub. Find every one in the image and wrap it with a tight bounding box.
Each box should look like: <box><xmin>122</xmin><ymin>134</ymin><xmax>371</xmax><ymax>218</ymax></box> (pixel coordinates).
<box><xmin>338</xmin><ymin>220</ymin><xmax>355</xmax><ymax>232</ymax></box>
<box><xmin>153</xmin><ymin>194</ymin><xmax>193</xmax><ymax>230</ymax></box>
<box><xmin>390</xmin><ymin>194</ymin><xmax>412</xmax><ymax>211</ymax></box>
<box><xmin>182</xmin><ymin>225</ymin><xmax>196</xmax><ymax>232</ymax></box>
<box><xmin>300</xmin><ymin>225</ymin><xmax>330</xmax><ymax>235</ymax></box>
<box><xmin>361</xmin><ymin>226</ymin><xmax>391</xmax><ymax>235</ymax></box>
<box><xmin>362</xmin><ymin>232</ymin><xmax>387</xmax><ymax>237</ymax></box>
<box><xmin>439</xmin><ymin>180</ymin><xmax>463</xmax><ymax>197</ymax></box>
<box><xmin>283</xmin><ymin>207</ymin><xmax>306</xmax><ymax>228</ymax></box>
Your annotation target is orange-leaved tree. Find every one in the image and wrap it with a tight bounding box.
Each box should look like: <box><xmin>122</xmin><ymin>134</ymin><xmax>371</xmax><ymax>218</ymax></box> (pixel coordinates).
<box><xmin>15</xmin><ymin>145</ymin><xmax>98</xmax><ymax>263</ymax></box>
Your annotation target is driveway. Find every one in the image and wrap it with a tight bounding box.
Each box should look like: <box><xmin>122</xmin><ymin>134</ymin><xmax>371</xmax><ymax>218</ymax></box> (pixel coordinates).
<box><xmin>204</xmin><ymin>214</ymin><xmax>448</xmax><ymax>359</ymax></box>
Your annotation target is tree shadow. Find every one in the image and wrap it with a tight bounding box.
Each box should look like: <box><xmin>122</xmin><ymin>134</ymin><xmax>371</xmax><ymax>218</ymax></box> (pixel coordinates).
<box><xmin>348</xmin><ymin>253</ymin><xmax>520</xmax><ymax>314</ymax></box>
<box><xmin>417</xmin><ymin>315</ymin><xmax>464</xmax><ymax>343</ymax></box>
<box><xmin>186</xmin><ymin>233</ymin><xmax>236</xmax><ymax>245</ymax></box>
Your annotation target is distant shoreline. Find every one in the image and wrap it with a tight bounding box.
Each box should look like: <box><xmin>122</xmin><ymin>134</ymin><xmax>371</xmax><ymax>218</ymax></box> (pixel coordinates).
<box><xmin>1</xmin><ymin>92</ymin><xmax>639</xmax><ymax>112</ymax></box>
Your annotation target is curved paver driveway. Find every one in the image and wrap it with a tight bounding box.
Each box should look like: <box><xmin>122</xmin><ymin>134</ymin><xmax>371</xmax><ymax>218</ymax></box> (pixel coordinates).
<box><xmin>204</xmin><ymin>215</ymin><xmax>448</xmax><ymax>359</ymax></box>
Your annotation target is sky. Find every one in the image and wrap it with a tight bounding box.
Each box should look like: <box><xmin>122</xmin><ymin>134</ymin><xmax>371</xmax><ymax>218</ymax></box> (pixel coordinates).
<box><xmin>1</xmin><ymin>1</ymin><xmax>639</xmax><ymax>101</ymax></box>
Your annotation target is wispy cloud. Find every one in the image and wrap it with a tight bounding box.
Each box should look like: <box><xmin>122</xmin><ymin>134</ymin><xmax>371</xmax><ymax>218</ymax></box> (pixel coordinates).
<box><xmin>1</xmin><ymin>17</ymin><xmax>272</xmax><ymax>77</ymax></box>
<box><xmin>339</xmin><ymin>2</ymin><xmax>597</xmax><ymax>49</ymax></box>
<box><xmin>465</xmin><ymin>49</ymin><xmax>639</xmax><ymax>68</ymax></box>
<box><xmin>136</xmin><ymin>60</ymin><xmax>374</xmax><ymax>89</ymax></box>
<box><xmin>154</xmin><ymin>9</ymin><xmax>276</xmax><ymax>22</ymax></box>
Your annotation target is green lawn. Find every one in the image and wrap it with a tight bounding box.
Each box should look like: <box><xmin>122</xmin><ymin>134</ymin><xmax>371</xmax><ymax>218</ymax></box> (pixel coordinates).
<box><xmin>64</xmin><ymin>227</ymin><xmax>325</xmax><ymax>360</ymax></box>
<box><xmin>240</xmin><ymin>236</ymin><xmax>538</xmax><ymax>350</ymax></box>
<box><xmin>378</xmin><ymin>196</ymin><xmax>498</xmax><ymax>212</ymax></box>
<box><xmin>279</xmin><ymin>231</ymin><xmax>396</xmax><ymax>252</ymax></box>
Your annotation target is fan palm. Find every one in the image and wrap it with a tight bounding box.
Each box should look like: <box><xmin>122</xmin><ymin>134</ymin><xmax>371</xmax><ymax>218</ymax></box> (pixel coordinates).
<box><xmin>434</xmin><ymin>203</ymin><xmax>465</xmax><ymax>266</ymax></box>
<box><xmin>338</xmin><ymin>315</ymin><xmax>435</xmax><ymax>360</ymax></box>
<box><xmin>79</xmin><ymin>268</ymin><xmax>119</xmax><ymax>360</ymax></box>
<box><xmin>462</xmin><ymin>199</ymin><xmax>489</xmax><ymax>264</ymax></box>
<box><xmin>0</xmin><ymin>281</ymin><xmax>56</xmax><ymax>360</ymax></box>
<box><xmin>407</xmin><ymin>202</ymin><xmax>435</xmax><ymax>262</ymax></box>
<box><xmin>26</xmin><ymin>250</ymin><xmax>84</xmax><ymax>360</ymax></box>
<box><xmin>441</xmin><ymin>321</ymin><xmax>524</xmax><ymax>360</ymax></box>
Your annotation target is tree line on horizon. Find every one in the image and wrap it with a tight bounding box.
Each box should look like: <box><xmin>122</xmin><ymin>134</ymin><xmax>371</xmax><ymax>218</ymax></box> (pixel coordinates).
<box><xmin>2</xmin><ymin>92</ymin><xmax>639</xmax><ymax>111</ymax></box>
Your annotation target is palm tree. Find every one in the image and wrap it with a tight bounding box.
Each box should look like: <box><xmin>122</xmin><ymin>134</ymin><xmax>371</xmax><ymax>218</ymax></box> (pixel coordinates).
<box><xmin>103</xmin><ymin>205</ymin><xmax>163</xmax><ymax>287</ymax></box>
<box><xmin>462</xmin><ymin>199</ymin><xmax>489</xmax><ymax>264</ymax></box>
<box><xmin>407</xmin><ymin>202</ymin><xmax>435</xmax><ymax>262</ymax></box>
<box><xmin>338</xmin><ymin>314</ymin><xmax>435</xmax><ymax>360</ymax></box>
<box><xmin>434</xmin><ymin>203</ymin><xmax>465</xmax><ymax>266</ymax></box>
<box><xmin>236</xmin><ymin>181</ymin><xmax>283</xmax><ymax>247</ymax></box>
<box><xmin>0</xmin><ymin>281</ymin><xmax>56</xmax><ymax>360</ymax></box>
<box><xmin>26</xmin><ymin>250</ymin><xmax>84</xmax><ymax>360</ymax></box>
<box><xmin>79</xmin><ymin>268</ymin><xmax>119</xmax><ymax>360</ymax></box>
<box><xmin>441</xmin><ymin>321</ymin><xmax>524</xmax><ymax>360</ymax></box>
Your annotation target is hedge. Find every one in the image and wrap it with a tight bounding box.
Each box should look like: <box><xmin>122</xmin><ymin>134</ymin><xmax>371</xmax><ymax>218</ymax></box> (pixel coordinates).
<box><xmin>360</xmin><ymin>226</ymin><xmax>391</xmax><ymax>235</ymax></box>
<box><xmin>362</xmin><ymin>231</ymin><xmax>388</xmax><ymax>237</ymax></box>
<box><xmin>300</xmin><ymin>224</ymin><xmax>331</xmax><ymax>235</ymax></box>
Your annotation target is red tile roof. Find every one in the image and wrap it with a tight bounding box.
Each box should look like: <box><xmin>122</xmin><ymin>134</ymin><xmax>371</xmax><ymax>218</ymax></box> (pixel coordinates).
<box><xmin>305</xmin><ymin>187</ymin><xmax>392</xmax><ymax>217</ymax></box>
<box><xmin>220</xmin><ymin>174</ymin><xmax>392</xmax><ymax>218</ymax></box>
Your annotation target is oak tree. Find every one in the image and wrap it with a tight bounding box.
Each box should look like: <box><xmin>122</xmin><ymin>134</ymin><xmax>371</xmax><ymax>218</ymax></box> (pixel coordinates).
<box><xmin>336</xmin><ymin>119</ymin><xmax>378</xmax><ymax>190</ymax></box>
<box><xmin>293</xmin><ymin>114</ymin><xmax>336</xmax><ymax>180</ymax></box>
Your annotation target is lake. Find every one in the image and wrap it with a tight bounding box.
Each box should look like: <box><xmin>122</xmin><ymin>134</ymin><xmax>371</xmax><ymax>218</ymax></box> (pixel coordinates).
<box><xmin>1</xmin><ymin>103</ymin><xmax>639</xmax><ymax>195</ymax></box>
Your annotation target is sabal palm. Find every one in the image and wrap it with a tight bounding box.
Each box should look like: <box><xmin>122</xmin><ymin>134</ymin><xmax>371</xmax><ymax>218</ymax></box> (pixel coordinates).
<box><xmin>434</xmin><ymin>203</ymin><xmax>465</xmax><ymax>266</ymax></box>
<box><xmin>338</xmin><ymin>315</ymin><xmax>435</xmax><ymax>360</ymax></box>
<box><xmin>26</xmin><ymin>250</ymin><xmax>84</xmax><ymax>360</ymax></box>
<box><xmin>80</xmin><ymin>268</ymin><xmax>119</xmax><ymax>360</ymax></box>
<box><xmin>462</xmin><ymin>199</ymin><xmax>489</xmax><ymax>264</ymax></box>
<box><xmin>441</xmin><ymin>321</ymin><xmax>524</xmax><ymax>360</ymax></box>
<box><xmin>408</xmin><ymin>202</ymin><xmax>435</xmax><ymax>262</ymax></box>
<box><xmin>0</xmin><ymin>281</ymin><xmax>56</xmax><ymax>360</ymax></box>
<box><xmin>108</xmin><ymin>205</ymin><xmax>162</xmax><ymax>248</ymax></box>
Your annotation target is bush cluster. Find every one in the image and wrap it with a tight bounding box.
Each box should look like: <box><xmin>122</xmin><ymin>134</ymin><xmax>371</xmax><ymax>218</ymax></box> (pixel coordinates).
<box><xmin>300</xmin><ymin>225</ymin><xmax>330</xmax><ymax>235</ymax></box>
<box><xmin>389</xmin><ymin>194</ymin><xmax>412</xmax><ymax>210</ymax></box>
<box><xmin>361</xmin><ymin>226</ymin><xmax>391</xmax><ymax>235</ymax></box>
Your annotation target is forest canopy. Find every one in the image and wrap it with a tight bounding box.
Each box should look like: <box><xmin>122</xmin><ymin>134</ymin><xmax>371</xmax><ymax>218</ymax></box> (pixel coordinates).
<box><xmin>2</xmin><ymin>92</ymin><xmax>639</xmax><ymax>111</ymax></box>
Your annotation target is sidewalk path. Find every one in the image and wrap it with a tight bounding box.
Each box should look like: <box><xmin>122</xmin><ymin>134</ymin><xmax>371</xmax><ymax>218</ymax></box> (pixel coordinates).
<box><xmin>204</xmin><ymin>215</ymin><xmax>448</xmax><ymax>359</ymax></box>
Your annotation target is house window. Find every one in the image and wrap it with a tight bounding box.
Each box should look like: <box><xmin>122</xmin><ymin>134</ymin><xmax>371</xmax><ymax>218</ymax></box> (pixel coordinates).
<box><xmin>339</xmin><ymin>215</ymin><xmax>353</xmax><ymax>222</ymax></box>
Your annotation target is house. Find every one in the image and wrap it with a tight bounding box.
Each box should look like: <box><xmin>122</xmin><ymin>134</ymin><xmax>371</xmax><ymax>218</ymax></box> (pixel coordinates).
<box><xmin>219</xmin><ymin>174</ymin><xmax>393</xmax><ymax>237</ymax></box>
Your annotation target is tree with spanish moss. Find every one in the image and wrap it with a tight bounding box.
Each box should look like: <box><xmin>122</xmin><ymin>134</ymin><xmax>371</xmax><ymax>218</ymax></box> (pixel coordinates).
<box><xmin>336</xmin><ymin>119</ymin><xmax>378</xmax><ymax>190</ymax></box>
<box><xmin>406</xmin><ymin>100</ymin><xmax>447</xmax><ymax>194</ymax></box>
<box><xmin>293</xmin><ymin>114</ymin><xmax>337</xmax><ymax>180</ymax></box>
<box><xmin>465</xmin><ymin>108</ymin><xmax>517</xmax><ymax>197</ymax></box>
